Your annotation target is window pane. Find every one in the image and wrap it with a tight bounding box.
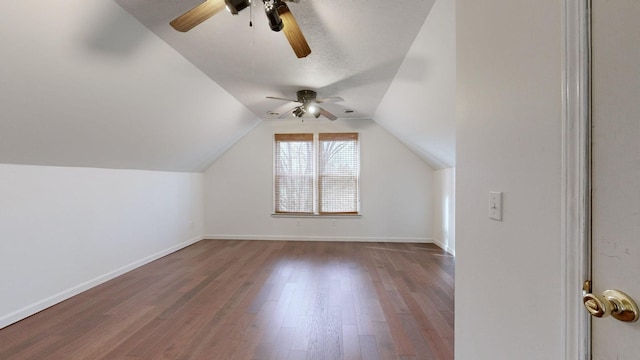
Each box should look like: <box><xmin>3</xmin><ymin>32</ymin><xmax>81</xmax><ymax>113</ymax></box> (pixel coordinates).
<box><xmin>318</xmin><ymin>133</ymin><xmax>359</xmax><ymax>214</ymax></box>
<box><xmin>274</xmin><ymin>134</ymin><xmax>314</xmax><ymax>213</ymax></box>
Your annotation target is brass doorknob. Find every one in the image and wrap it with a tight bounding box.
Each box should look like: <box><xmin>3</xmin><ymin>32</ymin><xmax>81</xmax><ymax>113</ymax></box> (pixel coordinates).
<box><xmin>582</xmin><ymin>289</ymin><xmax>639</xmax><ymax>322</ymax></box>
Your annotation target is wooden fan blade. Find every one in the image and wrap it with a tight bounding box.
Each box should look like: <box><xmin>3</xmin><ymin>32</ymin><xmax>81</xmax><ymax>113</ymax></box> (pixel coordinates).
<box><xmin>319</xmin><ymin>107</ymin><xmax>337</xmax><ymax>121</ymax></box>
<box><xmin>266</xmin><ymin>96</ymin><xmax>298</xmax><ymax>102</ymax></box>
<box><xmin>277</xmin><ymin>4</ymin><xmax>311</xmax><ymax>58</ymax></box>
<box><xmin>316</xmin><ymin>97</ymin><xmax>344</xmax><ymax>103</ymax></box>
<box><xmin>170</xmin><ymin>0</ymin><xmax>226</xmax><ymax>32</ymax></box>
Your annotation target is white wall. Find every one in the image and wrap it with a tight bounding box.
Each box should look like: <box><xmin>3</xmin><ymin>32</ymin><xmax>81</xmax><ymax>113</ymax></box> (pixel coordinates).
<box><xmin>433</xmin><ymin>168</ymin><xmax>455</xmax><ymax>254</ymax></box>
<box><xmin>204</xmin><ymin>119</ymin><xmax>434</xmax><ymax>242</ymax></box>
<box><xmin>0</xmin><ymin>164</ymin><xmax>204</xmax><ymax>329</ymax></box>
<box><xmin>375</xmin><ymin>0</ymin><xmax>456</xmax><ymax>169</ymax></box>
<box><xmin>455</xmin><ymin>0</ymin><xmax>563</xmax><ymax>359</ymax></box>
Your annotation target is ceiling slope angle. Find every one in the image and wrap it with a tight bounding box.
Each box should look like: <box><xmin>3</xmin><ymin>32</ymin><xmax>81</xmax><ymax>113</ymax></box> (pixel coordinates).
<box><xmin>115</xmin><ymin>0</ymin><xmax>437</xmax><ymax>121</ymax></box>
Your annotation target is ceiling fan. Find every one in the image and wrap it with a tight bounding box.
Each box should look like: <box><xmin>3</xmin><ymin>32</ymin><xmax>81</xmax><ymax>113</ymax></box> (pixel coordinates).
<box><xmin>170</xmin><ymin>0</ymin><xmax>311</xmax><ymax>58</ymax></box>
<box><xmin>267</xmin><ymin>90</ymin><xmax>344</xmax><ymax>120</ymax></box>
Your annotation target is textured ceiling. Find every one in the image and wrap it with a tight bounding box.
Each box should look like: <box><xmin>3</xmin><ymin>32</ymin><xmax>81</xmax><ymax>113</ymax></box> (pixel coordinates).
<box><xmin>116</xmin><ymin>0</ymin><xmax>435</xmax><ymax>120</ymax></box>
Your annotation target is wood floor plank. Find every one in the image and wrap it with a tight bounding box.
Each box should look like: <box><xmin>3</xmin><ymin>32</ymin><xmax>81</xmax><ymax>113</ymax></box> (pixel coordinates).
<box><xmin>371</xmin><ymin>281</ymin><xmax>415</xmax><ymax>356</ymax></box>
<box><xmin>268</xmin><ymin>326</ymin><xmax>296</xmax><ymax>360</ymax></box>
<box><xmin>0</xmin><ymin>240</ymin><xmax>454</xmax><ymax>359</ymax></box>
<box><xmin>359</xmin><ymin>334</ymin><xmax>382</xmax><ymax>360</ymax></box>
<box><xmin>342</xmin><ymin>324</ymin><xmax>361</xmax><ymax>360</ymax></box>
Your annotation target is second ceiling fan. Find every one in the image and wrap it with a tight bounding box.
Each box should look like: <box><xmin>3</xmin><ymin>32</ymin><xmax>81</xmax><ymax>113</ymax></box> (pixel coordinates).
<box><xmin>267</xmin><ymin>90</ymin><xmax>344</xmax><ymax>120</ymax></box>
<box><xmin>170</xmin><ymin>0</ymin><xmax>311</xmax><ymax>58</ymax></box>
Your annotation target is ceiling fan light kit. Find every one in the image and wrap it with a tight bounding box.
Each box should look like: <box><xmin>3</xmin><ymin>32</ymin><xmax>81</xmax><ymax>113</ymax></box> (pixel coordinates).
<box><xmin>292</xmin><ymin>107</ymin><xmax>305</xmax><ymax>118</ymax></box>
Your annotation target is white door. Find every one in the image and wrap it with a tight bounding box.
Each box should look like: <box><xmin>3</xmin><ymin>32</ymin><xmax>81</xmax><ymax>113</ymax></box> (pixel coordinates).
<box><xmin>590</xmin><ymin>0</ymin><xmax>640</xmax><ymax>358</ymax></box>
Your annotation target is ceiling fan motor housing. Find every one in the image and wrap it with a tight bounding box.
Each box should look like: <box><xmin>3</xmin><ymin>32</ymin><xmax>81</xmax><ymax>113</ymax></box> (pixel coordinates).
<box><xmin>297</xmin><ymin>90</ymin><xmax>317</xmax><ymax>102</ymax></box>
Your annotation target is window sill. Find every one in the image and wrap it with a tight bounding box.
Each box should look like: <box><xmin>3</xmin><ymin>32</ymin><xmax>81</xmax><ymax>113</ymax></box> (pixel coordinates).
<box><xmin>271</xmin><ymin>213</ymin><xmax>362</xmax><ymax>218</ymax></box>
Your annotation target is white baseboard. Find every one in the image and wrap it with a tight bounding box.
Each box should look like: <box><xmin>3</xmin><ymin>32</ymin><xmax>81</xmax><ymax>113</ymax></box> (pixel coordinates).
<box><xmin>433</xmin><ymin>238</ymin><xmax>455</xmax><ymax>256</ymax></box>
<box><xmin>204</xmin><ymin>234</ymin><xmax>433</xmax><ymax>243</ymax></box>
<box><xmin>0</xmin><ymin>235</ymin><xmax>203</xmax><ymax>330</ymax></box>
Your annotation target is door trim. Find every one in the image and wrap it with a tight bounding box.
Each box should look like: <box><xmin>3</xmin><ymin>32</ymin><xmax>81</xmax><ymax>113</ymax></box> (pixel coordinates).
<box><xmin>561</xmin><ymin>0</ymin><xmax>591</xmax><ymax>358</ymax></box>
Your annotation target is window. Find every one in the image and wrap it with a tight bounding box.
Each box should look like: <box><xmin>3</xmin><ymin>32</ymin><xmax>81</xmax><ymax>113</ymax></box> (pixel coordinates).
<box><xmin>274</xmin><ymin>133</ymin><xmax>360</xmax><ymax>215</ymax></box>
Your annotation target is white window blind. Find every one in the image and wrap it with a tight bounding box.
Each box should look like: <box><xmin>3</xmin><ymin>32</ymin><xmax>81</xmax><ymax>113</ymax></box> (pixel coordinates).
<box><xmin>274</xmin><ymin>133</ymin><xmax>315</xmax><ymax>214</ymax></box>
<box><xmin>318</xmin><ymin>133</ymin><xmax>359</xmax><ymax>214</ymax></box>
<box><xmin>274</xmin><ymin>133</ymin><xmax>360</xmax><ymax>215</ymax></box>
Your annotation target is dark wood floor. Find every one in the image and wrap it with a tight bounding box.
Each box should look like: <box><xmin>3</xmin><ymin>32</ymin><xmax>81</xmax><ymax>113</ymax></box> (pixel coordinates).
<box><xmin>0</xmin><ymin>240</ymin><xmax>454</xmax><ymax>360</ymax></box>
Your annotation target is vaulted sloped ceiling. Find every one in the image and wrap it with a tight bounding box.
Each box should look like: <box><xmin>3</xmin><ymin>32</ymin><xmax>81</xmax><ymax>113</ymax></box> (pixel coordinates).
<box><xmin>374</xmin><ymin>0</ymin><xmax>456</xmax><ymax>169</ymax></box>
<box><xmin>0</xmin><ymin>0</ymin><xmax>455</xmax><ymax>172</ymax></box>
<box><xmin>0</xmin><ymin>0</ymin><xmax>259</xmax><ymax>172</ymax></box>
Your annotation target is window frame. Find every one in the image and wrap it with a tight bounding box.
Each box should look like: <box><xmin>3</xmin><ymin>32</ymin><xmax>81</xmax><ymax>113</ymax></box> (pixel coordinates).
<box><xmin>272</xmin><ymin>132</ymin><xmax>361</xmax><ymax>216</ymax></box>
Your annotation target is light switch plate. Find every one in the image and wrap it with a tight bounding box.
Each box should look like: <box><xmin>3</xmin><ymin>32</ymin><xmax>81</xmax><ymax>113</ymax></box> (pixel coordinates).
<box><xmin>489</xmin><ymin>191</ymin><xmax>503</xmax><ymax>221</ymax></box>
